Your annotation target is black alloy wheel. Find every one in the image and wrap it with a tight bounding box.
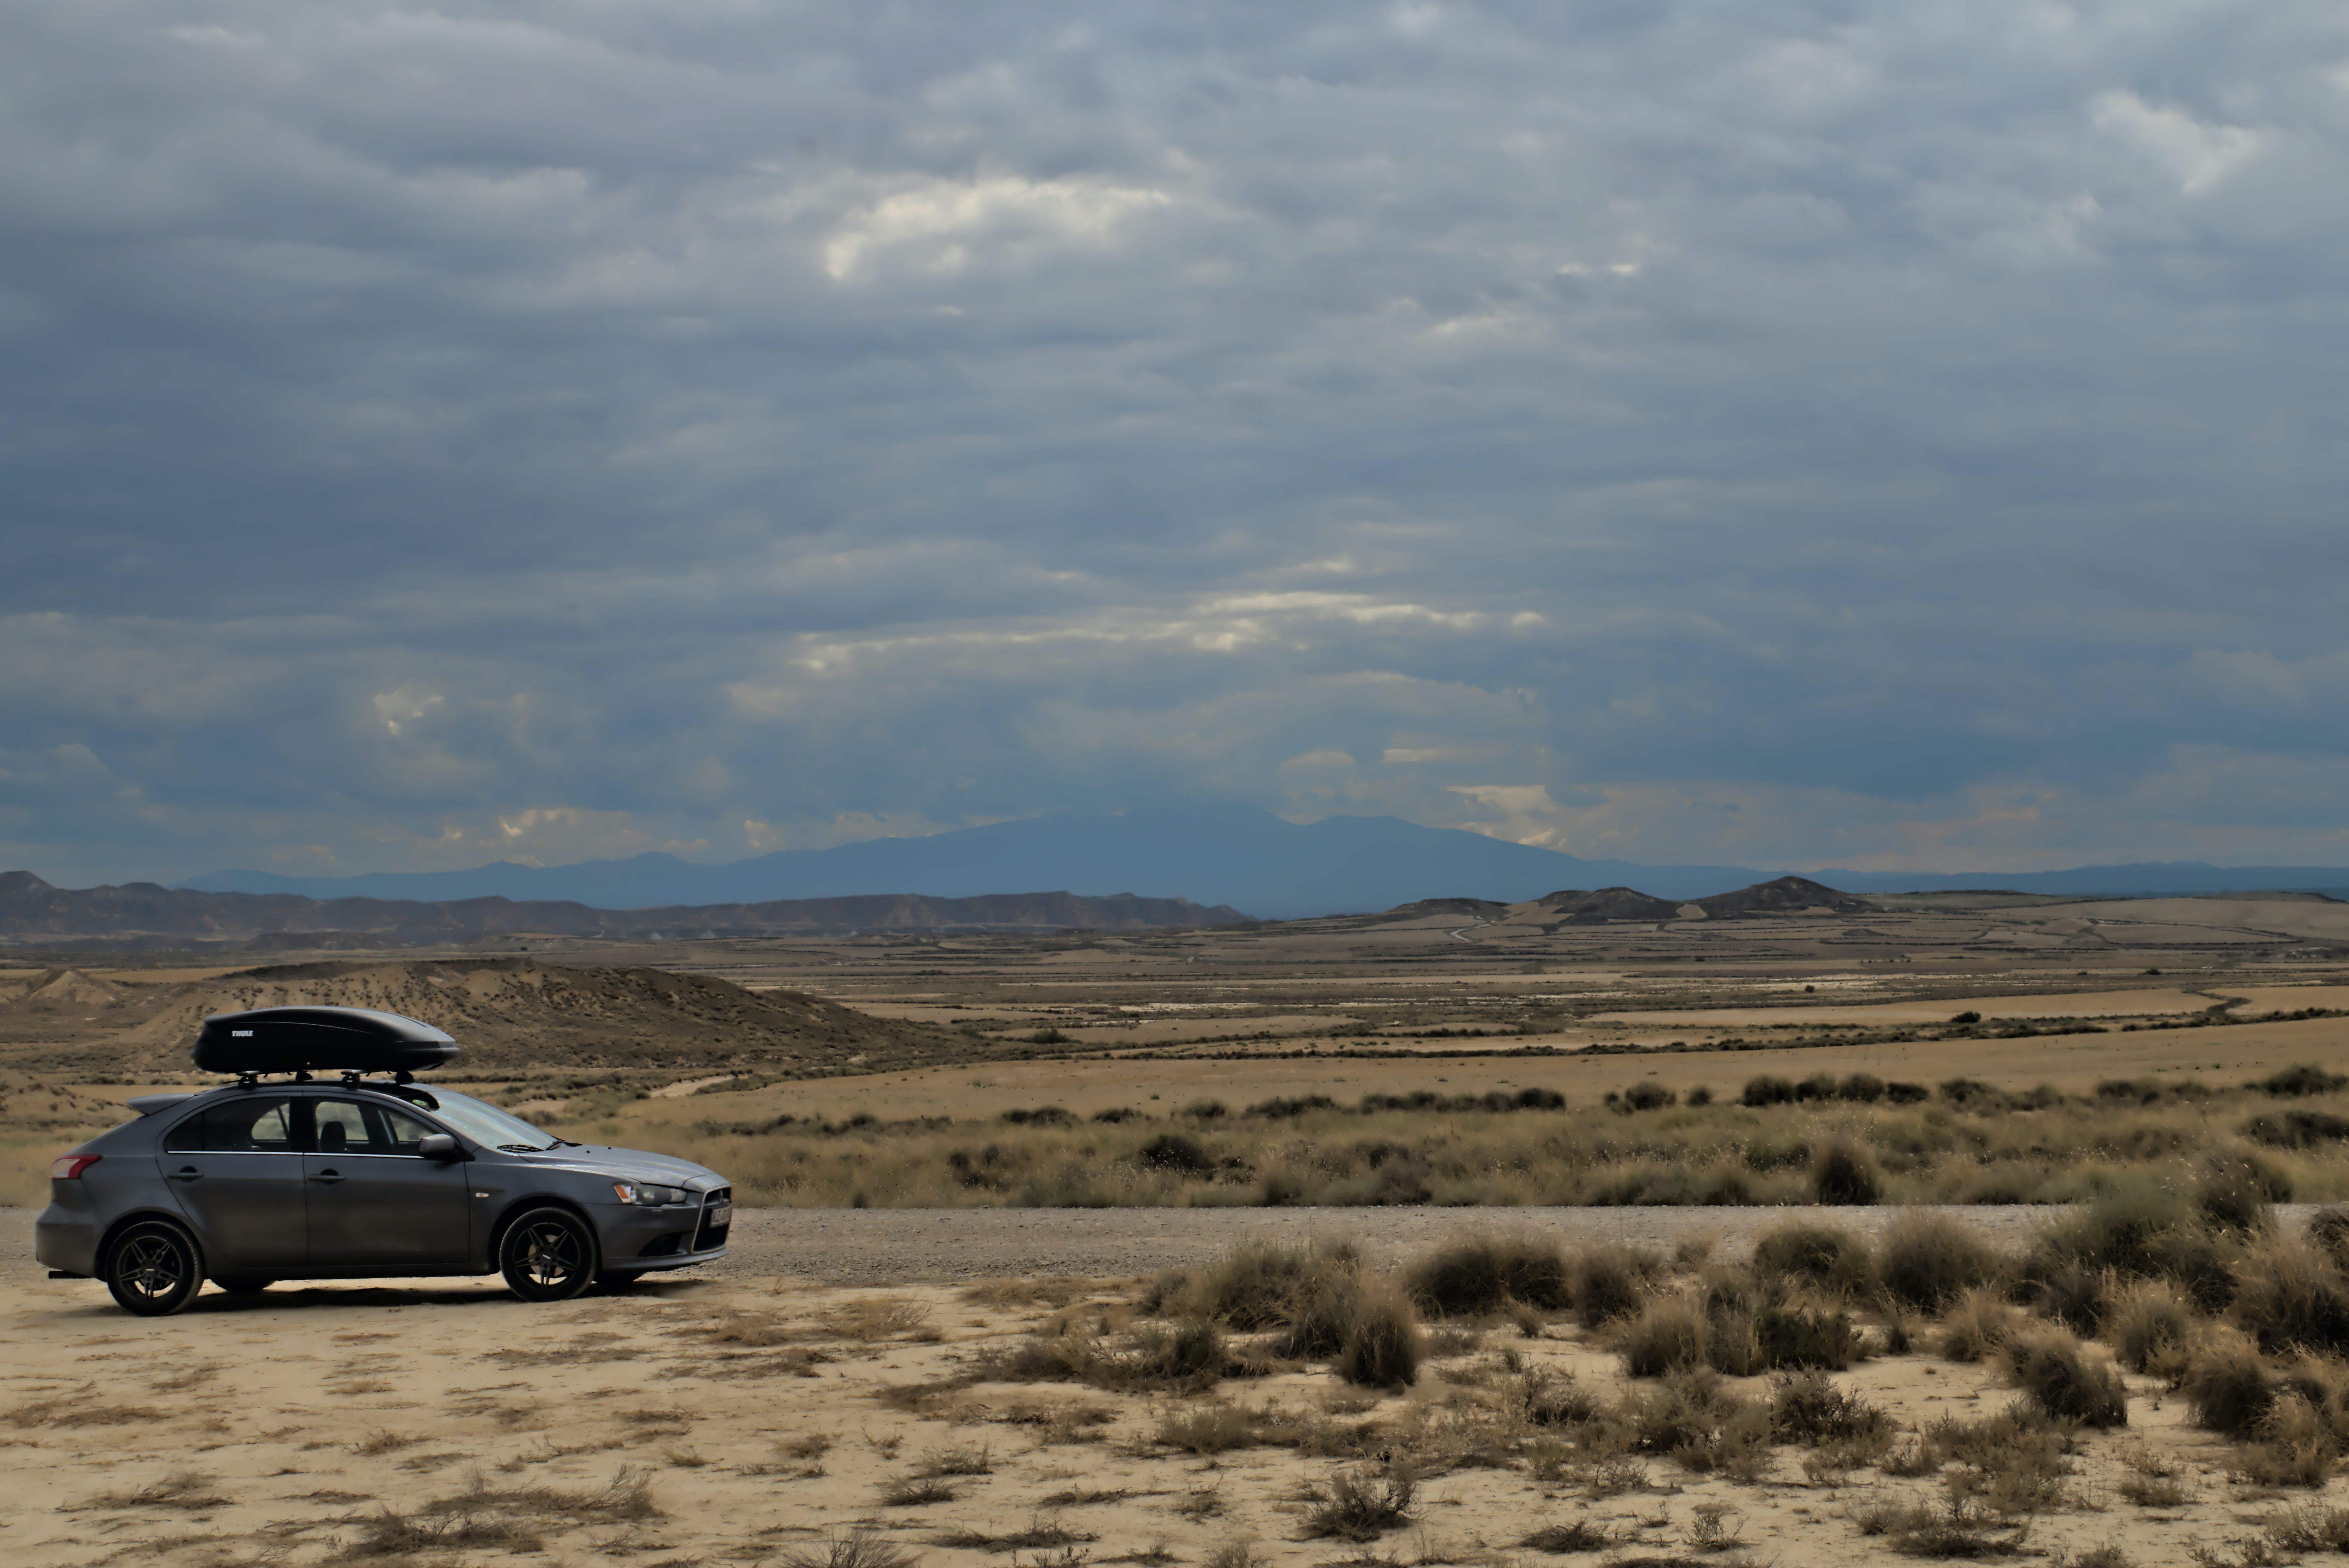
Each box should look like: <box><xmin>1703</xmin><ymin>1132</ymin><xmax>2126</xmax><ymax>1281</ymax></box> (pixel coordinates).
<box><xmin>500</xmin><ymin>1208</ymin><xmax>599</xmax><ymax>1302</ymax></box>
<box><xmin>105</xmin><ymin>1222</ymin><xmax>203</xmax><ymax>1316</ymax></box>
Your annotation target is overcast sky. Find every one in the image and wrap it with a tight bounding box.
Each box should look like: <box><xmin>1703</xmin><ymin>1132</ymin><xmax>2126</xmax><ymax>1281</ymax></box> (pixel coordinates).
<box><xmin>5</xmin><ymin>0</ymin><xmax>2347</xmax><ymax>887</ymax></box>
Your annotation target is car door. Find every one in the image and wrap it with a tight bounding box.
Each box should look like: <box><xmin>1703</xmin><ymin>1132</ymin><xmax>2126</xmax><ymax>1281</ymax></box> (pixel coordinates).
<box><xmin>303</xmin><ymin>1097</ymin><xmax>471</xmax><ymax>1271</ymax></box>
<box><xmin>157</xmin><ymin>1095</ymin><xmax>309</xmax><ymax>1270</ymax></box>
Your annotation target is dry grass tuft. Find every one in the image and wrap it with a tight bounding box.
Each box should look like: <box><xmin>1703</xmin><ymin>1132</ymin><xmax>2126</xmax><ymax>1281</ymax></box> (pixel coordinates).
<box><xmin>1938</xmin><ymin>1288</ymin><xmax>2022</xmax><ymax>1363</ymax></box>
<box><xmin>1300</xmin><ymin>1468</ymin><xmax>1417</xmax><ymax>1542</ymax></box>
<box><xmin>77</xmin><ymin>1472</ymin><xmax>228</xmax><ymax>1512</ymax></box>
<box><xmin>2005</xmin><ymin>1327</ymin><xmax>2128</xmax><ymax>1427</ymax></box>
<box><xmin>931</xmin><ymin>1516</ymin><xmax>1100</xmax><ymax>1554</ymax></box>
<box><xmin>1521</xmin><ymin>1519</ymin><xmax>1614</xmax><ymax>1553</ymax></box>
<box><xmin>773</xmin><ymin>1528</ymin><xmax>924</xmax><ymax>1568</ymax></box>
<box><xmin>1878</xmin><ymin>1210</ymin><xmax>2003</xmax><ymax>1312</ymax></box>
<box><xmin>2106</xmin><ymin>1278</ymin><xmax>2197</xmax><ymax>1374</ymax></box>
<box><xmin>1406</xmin><ymin>1232</ymin><xmax>1571</xmax><ymax>1315</ymax></box>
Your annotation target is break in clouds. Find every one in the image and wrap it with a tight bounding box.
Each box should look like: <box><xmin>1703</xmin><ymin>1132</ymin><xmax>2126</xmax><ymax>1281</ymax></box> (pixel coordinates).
<box><xmin>4</xmin><ymin>0</ymin><xmax>2348</xmax><ymax>886</ymax></box>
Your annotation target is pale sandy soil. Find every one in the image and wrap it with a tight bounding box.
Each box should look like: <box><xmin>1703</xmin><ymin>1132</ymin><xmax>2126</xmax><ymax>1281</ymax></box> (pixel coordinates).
<box><xmin>1584</xmin><ymin>986</ymin><xmax>2219</xmax><ymax>1028</ymax></box>
<box><xmin>0</xmin><ymin>1259</ymin><xmax>2299</xmax><ymax>1568</ymax></box>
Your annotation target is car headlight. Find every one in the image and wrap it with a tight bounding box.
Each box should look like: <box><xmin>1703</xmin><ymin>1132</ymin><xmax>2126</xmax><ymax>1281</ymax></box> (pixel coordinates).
<box><xmin>611</xmin><ymin>1180</ymin><xmax>687</xmax><ymax>1206</ymax></box>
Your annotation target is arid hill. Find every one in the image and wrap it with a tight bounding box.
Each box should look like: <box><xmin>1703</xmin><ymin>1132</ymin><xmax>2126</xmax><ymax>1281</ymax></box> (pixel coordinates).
<box><xmin>0</xmin><ymin>871</ymin><xmax>1247</xmax><ymax>945</ymax></box>
<box><xmin>0</xmin><ymin>958</ymin><xmax>968</xmax><ymax>1077</ymax></box>
<box><xmin>1535</xmin><ymin>887</ymin><xmax>1685</xmax><ymax>922</ymax></box>
<box><xmin>1696</xmin><ymin>876</ymin><xmax>1876</xmax><ymax>917</ymax></box>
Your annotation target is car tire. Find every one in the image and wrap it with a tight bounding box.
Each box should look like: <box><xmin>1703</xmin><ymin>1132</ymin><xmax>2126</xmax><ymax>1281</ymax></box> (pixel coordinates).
<box><xmin>212</xmin><ymin>1276</ymin><xmax>274</xmax><ymax>1295</ymax></box>
<box><xmin>499</xmin><ymin>1208</ymin><xmax>599</xmax><ymax>1302</ymax></box>
<box><xmin>104</xmin><ymin>1222</ymin><xmax>203</xmax><ymax>1317</ymax></box>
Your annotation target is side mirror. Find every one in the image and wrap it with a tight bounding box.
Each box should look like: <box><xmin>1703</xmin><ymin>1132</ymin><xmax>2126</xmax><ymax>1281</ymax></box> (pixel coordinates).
<box><xmin>418</xmin><ymin>1133</ymin><xmax>462</xmax><ymax>1161</ymax></box>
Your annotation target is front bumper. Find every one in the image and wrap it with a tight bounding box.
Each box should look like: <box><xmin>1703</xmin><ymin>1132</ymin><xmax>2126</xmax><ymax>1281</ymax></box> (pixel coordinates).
<box><xmin>596</xmin><ymin>1186</ymin><xmax>731</xmax><ymax>1273</ymax></box>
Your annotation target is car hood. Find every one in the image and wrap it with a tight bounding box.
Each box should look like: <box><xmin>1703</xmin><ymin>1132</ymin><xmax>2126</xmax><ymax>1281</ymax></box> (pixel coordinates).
<box><xmin>509</xmin><ymin>1145</ymin><xmax>726</xmax><ymax>1189</ymax></box>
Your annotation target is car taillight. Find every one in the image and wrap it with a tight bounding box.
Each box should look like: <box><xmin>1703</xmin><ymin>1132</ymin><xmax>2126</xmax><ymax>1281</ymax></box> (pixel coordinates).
<box><xmin>50</xmin><ymin>1155</ymin><xmax>101</xmax><ymax>1181</ymax></box>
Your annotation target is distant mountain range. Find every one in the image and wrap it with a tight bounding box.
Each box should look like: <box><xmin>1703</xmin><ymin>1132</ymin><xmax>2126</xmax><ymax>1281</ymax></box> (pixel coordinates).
<box><xmin>0</xmin><ymin>872</ymin><xmax>1245</xmax><ymax>946</ymax></box>
<box><xmin>178</xmin><ymin>806</ymin><xmax>2349</xmax><ymax>920</ymax></box>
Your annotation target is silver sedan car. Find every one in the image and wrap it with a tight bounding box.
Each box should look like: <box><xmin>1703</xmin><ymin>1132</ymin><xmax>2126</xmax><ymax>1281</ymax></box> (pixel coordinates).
<box><xmin>36</xmin><ymin>1006</ymin><xmax>732</xmax><ymax>1315</ymax></box>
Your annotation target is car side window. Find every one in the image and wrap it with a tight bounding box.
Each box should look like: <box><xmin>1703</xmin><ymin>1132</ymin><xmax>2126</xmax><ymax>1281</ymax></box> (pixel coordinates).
<box><xmin>376</xmin><ymin>1105</ymin><xmax>437</xmax><ymax>1155</ymax></box>
<box><xmin>163</xmin><ymin>1098</ymin><xmax>298</xmax><ymax>1154</ymax></box>
<box><xmin>312</xmin><ymin>1099</ymin><xmax>374</xmax><ymax>1155</ymax></box>
<box><xmin>311</xmin><ymin>1099</ymin><xmax>438</xmax><ymax>1156</ymax></box>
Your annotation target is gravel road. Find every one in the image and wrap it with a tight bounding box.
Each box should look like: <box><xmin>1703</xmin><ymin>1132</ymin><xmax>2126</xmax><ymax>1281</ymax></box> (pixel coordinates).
<box><xmin>15</xmin><ymin>1203</ymin><xmax>2327</xmax><ymax>1288</ymax></box>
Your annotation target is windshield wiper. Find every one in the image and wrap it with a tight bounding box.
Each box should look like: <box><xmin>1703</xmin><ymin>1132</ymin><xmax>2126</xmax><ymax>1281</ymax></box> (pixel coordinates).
<box><xmin>497</xmin><ymin>1142</ymin><xmax>548</xmax><ymax>1153</ymax></box>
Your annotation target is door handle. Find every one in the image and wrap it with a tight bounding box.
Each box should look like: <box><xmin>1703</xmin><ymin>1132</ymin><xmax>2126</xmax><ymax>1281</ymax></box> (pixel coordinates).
<box><xmin>311</xmin><ymin>1170</ymin><xmax>346</xmax><ymax>1184</ymax></box>
<box><xmin>170</xmin><ymin>1167</ymin><xmax>202</xmax><ymax>1182</ymax></box>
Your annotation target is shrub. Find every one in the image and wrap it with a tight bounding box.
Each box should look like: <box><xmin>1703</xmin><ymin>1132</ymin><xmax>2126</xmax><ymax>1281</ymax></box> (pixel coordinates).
<box><xmin>1136</xmin><ymin>1133</ymin><xmax>1214</xmax><ymax>1175</ymax></box>
<box><xmin>1878</xmin><ymin>1211</ymin><xmax>2001</xmax><ymax>1312</ymax></box>
<box><xmin>2257</xmin><ymin>1065</ymin><xmax>2349</xmax><ymax>1097</ymax></box>
<box><xmin>1741</xmin><ymin>1075</ymin><xmax>1797</xmax><ymax>1107</ymax></box>
<box><xmin>1182</xmin><ymin>1099</ymin><xmax>1229</xmax><ymax>1120</ymax></box>
<box><xmin>1838</xmin><ymin>1073</ymin><xmax>1887</xmax><ymax>1103</ymax></box>
<box><xmin>2106</xmin><ymin>1279</ymin><xmax>2196</xmax><ymax>1374</ymax></box>
<box><xmin>1938</xmin><ymin>1287</ymin><xmax>2019</xmax><ymax>1363</ymax></box>
<box><xmin>1406</xmin><ymin>1233</ymin><xmax>1571</xmax><ymax>1316</ymax></box>
<box><xmin>1184</xmin><ymin>1238</ymin><xmax>1361</xmax><ymax>1329</ymax></box>
<box><xmin>1685</xmin><ymin>1085</ymin><xmax>1714</xmax><ymax>1107</ymax></box>
<box><xmin>2036</xmin><ymin>1263</ymin><xmax>2111</xmax><ymax>1332</ymax></box>
<box><xmin>2313</xmin><ymin>1208</ymin><xmax>2349</xmax><ymax>1269</ymax></box>
<box><xmin>2183</xmin><ymin>1333</ymin><xmax>2274</xmax><ymax>1436</ymax></box>
<box><xmin>1619</xmin><ymin>1081</ymin><xmax>1676</xmax><ymax>1112</ymax></box>
<box><xmin>1330</xmin><ymin>1278</ymin><xmax>1422</xmax><ymax>1389</ymax></box>
<box><xmin>1797</xmin><ymin>1072</ymin><xmax>1840</xmax><ymax>1102</ymax></box>
<box><xmin>2234</xmin><ymin>1235</ymin><xmax>2349</xmax><ymax>1354</ymax></box>
<box><xmin>2197</xmin><ymin>1150</ymin><xmax>2290</xmax><ymax>1235</ymax></box>
<box><xmin>1134</xmin><ymin>1319</ymin><xmax>1228</xmax><ymax>1384</ymax></box>
<box><xmin>1572</xmin><ymin>1245</ymin><xmax>1656</xmax><ymax>1329</ymax></box>
<box><xmin>1245</xmin><ymin>1094</ymin><xmax>1338</xmax><ymax>1119</ymax></box>
<box><xmin>1300</xmin><ymin>1468</ymin><xmax>1415</xmax><ymax>1540</ymax></box>
<box><xmin>2025</xmin><ymin>1179</ymin><xmax>2194</xmax><ymax>1281</ymax></box>
<box><xmin>1620</xmin><ymin>1297</ymin><xmax>1708</xmax><ymax>1378</ymax></box>
<box><xmin>1810</xmin><ymin>1136</ymin><xmax>1883</xmax><ymax>1206</ymax></box>
<box><xmin>1768</xmin><ymin>1370</ymin><xmax>1893</xmax><ymax>1444</ymax></box>
<box><xmin>1751</xmin><ymin>1224</ymin><xmax>1875</xmax><ymax>1297</ymax></box>
<box><xmin>2007</xmin><ymin>1327</ymin><xmax>2128</xmax><ymax>1427</ymax></box>
<box><xmin>2247</xmin><ymin>1109</ymin><xmax>2349</xmax><ymax>1149</ymax></box>
<box><xmin>1885</xmin><ymin>1081</ymin><xmax>1931</xmax><ymax>1103</ymax></box>
<box><xmin>1751</xmin><ymin>1306</ymin><xmax>1859</xmax><ymax>1371</ymax></box>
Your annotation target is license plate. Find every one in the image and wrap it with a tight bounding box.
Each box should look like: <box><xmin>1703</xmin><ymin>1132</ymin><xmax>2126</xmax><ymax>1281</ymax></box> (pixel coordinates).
<box><xmin>706</xmin><ymin>1203</ymin><xmax>732</xmax><ymax>1229</ymax></box>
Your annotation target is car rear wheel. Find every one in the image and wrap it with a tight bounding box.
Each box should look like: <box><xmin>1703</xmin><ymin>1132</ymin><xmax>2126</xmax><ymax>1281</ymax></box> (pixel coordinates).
<box><xmin>105</xmin><ymin>1222</ymin><xmax>203</xmax><ymax>1316</ymax></box>
<box><xmin>500</xmin><ymin>1208</ymin><xmax>598</xmax><ymax>1302</ymax></box>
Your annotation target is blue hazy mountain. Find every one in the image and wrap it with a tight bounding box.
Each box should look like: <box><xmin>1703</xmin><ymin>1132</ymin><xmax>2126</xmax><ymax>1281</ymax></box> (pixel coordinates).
<box><xmin>182</xmin><ymin>806</ymin><xmax>1769</xmax><ymax>919</ymax></box>
<box><xmin>183</xmin><ymin>806</ymin><xmax>2349</xmax><ymax>919</ymax></box>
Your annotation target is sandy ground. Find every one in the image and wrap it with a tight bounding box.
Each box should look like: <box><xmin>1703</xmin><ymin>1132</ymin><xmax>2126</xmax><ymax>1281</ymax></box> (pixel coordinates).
<box><xmin>0</xmin><ymin>1234</ymin><xmax>2300</xmax><ymax>1568</ymax></box>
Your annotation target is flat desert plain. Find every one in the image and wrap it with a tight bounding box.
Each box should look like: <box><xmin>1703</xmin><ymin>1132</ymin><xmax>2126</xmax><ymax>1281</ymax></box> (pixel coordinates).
<box><xmin>0</xmin><ymin>1242</ymin><xmax>2287</xmax><ymax>1568</ymax></box>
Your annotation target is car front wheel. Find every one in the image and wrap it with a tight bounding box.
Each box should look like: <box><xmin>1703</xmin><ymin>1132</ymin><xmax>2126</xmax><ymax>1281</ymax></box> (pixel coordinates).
<box><xmin>105</xmin><ymin>1222</ymin><xmax>203</xmax><ymax>1316</ymax></box>
<box><xmin>499</xmin><ymin>1208</ymin><xmax>598</xmax><ymax>1302</ymax></box>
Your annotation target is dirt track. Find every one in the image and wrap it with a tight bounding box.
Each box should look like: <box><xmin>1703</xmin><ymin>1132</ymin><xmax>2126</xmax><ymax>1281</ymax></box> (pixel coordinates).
<box><xmin>0</xmin><ymin>1202</ymin><xmax>2141</xmax><ymax>1287</ymax></box>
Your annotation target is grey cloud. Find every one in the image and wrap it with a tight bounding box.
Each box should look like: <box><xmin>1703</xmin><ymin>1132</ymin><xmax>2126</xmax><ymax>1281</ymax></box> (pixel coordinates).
<box><xmin>4</xmin><ymin>0</ymin><xmax>2348</xmax><ymax>884</ymax></box>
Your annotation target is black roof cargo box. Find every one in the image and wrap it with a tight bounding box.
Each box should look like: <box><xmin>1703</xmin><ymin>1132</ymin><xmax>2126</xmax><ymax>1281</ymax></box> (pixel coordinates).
<box><xmin>193</xmin><ymin>1006</ymin><xmax>459</xmax><ymax>1074</ymax></box>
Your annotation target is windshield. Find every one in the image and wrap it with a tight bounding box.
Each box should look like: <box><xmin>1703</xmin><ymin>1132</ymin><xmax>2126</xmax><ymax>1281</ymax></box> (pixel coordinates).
<box><xmin>426</xmin><ymin>1089</ymin><xmax>568</xmax><ymax>1153</ymax></box>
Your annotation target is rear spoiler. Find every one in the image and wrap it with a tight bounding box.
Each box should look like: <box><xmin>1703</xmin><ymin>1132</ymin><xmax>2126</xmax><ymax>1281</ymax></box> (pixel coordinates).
<box><xmin>127</xmin><ymin>1093</ymin><xmax>195</xmax><ymax>1118</ymax></box>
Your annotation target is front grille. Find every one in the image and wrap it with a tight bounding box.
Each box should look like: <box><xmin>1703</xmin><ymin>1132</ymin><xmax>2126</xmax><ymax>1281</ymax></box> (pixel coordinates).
<box><xmin>694</xmin><ymin>1186</ymin><xmax>732</xmax><ymax>1250</ymax></box>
